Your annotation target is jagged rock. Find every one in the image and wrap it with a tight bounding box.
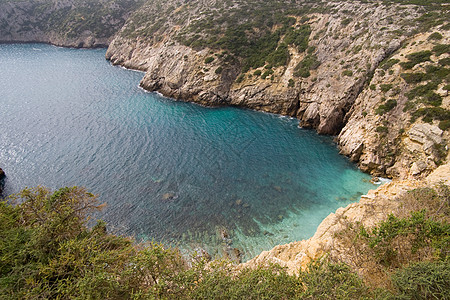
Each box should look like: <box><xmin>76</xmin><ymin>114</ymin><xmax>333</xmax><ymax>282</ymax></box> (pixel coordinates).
<box><xmin>407</xmin><ymin>124</ymin><xmax>443</xmax><ymax>154</ymax></box>
<box><xmin>410</xmin><ymin>160</ymin><xmax>428</xmax><ymax>176</ymax></box>
<box><xmin>162</xmin><ymin>192</ymin><xmax>177</xmax><ymax>200</ymax></box>
<box><xmin>0</xmin><ymin>168</ymin><xmax>5</xmax><ymax>195</ymax></box>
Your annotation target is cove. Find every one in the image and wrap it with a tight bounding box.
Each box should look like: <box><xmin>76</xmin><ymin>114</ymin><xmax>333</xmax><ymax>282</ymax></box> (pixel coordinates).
<box><xmin>0</xmin><ymin>43</ymin><xmax>375</xmax><ymax>261</ymax></box>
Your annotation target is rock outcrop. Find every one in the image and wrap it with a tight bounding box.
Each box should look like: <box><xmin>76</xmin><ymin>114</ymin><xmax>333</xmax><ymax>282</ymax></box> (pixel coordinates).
<box><xmin>0</xmin><ymin>0</ymin><xmax>142</xmax><ymax>48</ymax></box>
<box><xmin>0</xmin><ymin>168</ymin><xmax>5</xmax><ymax>195</ymax></box>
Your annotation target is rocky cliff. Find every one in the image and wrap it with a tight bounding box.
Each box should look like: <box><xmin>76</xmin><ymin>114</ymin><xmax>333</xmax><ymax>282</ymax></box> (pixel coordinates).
<box><xmin>105</xmin><ymin>0</ymin><xmax>449</xmax><ymax>178</ymax></box>
<box><xmin>0</xmin><ymin>0</ymin><xmax>143</xmax><ymax>47</ymax></box>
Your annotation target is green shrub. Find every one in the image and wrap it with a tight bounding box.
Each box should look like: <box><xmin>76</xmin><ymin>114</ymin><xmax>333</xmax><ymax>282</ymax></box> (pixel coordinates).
<box><xmin>392</xmin><ymin>261</ymin><xmax>450</xmax><ymax>300</ymax></box>
<box><xmin>400</xmin><ymin>51</ymin><xmax>432</xmax><ymax>69</ymax></box>
<box><xmin>341</xmin><ymin>18</ymin><xmax>352</xmax><ymax>26</ymax></box>
<box><xmin>253</xmin><ymin>70</ymin><xmax>262</xmax><ymax>76</ymax></box>
<box><xmin>376</xmin><ymin>99</ymin><xmax>397</xmax><ymax>115</ymax></box>
<box><xmin>191</xmin><ymin>262</ymin><xmax>303</xmax><ymax>299</ymax></box>
<box><xmin>294</xmin><ymin>55</ymin><xmax>320</xmax><ymax>78</ymax></box>
<box><xmin>370</xmin><ymin>84</ymin><xmax>376</xmax><ymax>90</ymax></box>
<box><xmin>204</xmin><ymin>56</ymin><xmax>215</xmax><ymax>64</ymax></box>
<box><xmin>401</xmin><ymin>72</ymin><xmax>430</xmax><ymax>84</ymax></box>
<box><xmin>267</xmin><ymin>43</ymin><xmax>289</xmax><ymax>67</ymax></box>
<box><xmin>215</xmin><ymin>66</ymin><xmax>223</xmax><ymax>74</ymax></box>
<box><xmin>288</xmin><ymin>78</ymin><xmax>295</xmax><ymax>87</ymax></box>
<box><xmin>422</xmin><ymin>91</ymin><xmax>442</xmax><ymax>107</ymax></box>
<box><xmin>406</xmin><ymin>82</ymin><xmax>439</xmax><ymax>100</ymax></box>
<box><xmin>342</xmin><ymin>69</ymin><xmax>353</xmax><ymax>77</ymax></box>
<box><xmin>376</xmin><ymin>126</ymin><xmax>389</xmax><ymax>133</ymax></box>
<box><xmin>432</xmin><ymin>44</ymin><xmax>450</xmax><ymax>56</ymax></box>
<box><xmin>380</xmin><ymin>83</ymin><xmax>393</xmax><ymax>92</ymax></box>
<box><xmin>380</xmin><ymin>58</ymin><xmax>400</xmax><ymax>70</ymax></box>
<box><xmin>299</xmin><ymin>260</ymin><xmax>371</xmax><ymax>299</ymax></box>
<box><xmin>413</xmin><ymin>107</ymin><xmax>450</xmax><ymax>123</ymax></box>
<box><xmin>235</xmin><ymin>74</ymin><xmax>245</xmax><ymax>83</ymax></box>
<box><xmin>439</xmin><ymin>57</ymin><xmax>450</xmax><ymax>66</ymax></box>
<box><xmin>439</xmin><ymin>119</ymin><xmax>450</xmax><ymax>131</ymax></box>
<box><xmin>284</xmin><ymin>25</ymin><xmax>311</xmax><ymax>53</ymax></box>
<box><xmin>261</xmin><ymin>69</ymin><xmax>273</xmax><ymax>79</ymax></box>
<box><xmin>428</xmin><ymin>32</ymin><xmax>443</xmax><ymax>40</ymax></box>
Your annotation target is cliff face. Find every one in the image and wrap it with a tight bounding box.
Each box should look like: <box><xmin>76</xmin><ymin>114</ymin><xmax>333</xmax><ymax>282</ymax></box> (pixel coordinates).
<box><xmin>105</xmin><ymin>0</ymin><xmax>449</xmax><ymax>178</ymax></box>
<box><xmin>339</xmin><ymin>31</ymin><xmax>450</xmax><ymax>177</ymax></box>
<box><xmin>0</xmin><ymin>0</ymin><xmax>142</xmax><ymax>47</ymax></box>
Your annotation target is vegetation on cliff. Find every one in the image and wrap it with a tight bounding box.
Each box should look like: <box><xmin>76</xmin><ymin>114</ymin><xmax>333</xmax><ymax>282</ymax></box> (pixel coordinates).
<box><xmin>1</xmin><ymin>185</ymin><xmax>448</xmax><ymax>299</ymax></box>
<box><xmin>0</xmin><ymin>0</ymin><xmax>144</xmax><ymax>45</ymax></box>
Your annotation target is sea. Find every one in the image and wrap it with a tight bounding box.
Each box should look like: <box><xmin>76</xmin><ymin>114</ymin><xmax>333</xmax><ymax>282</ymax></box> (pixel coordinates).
<box><xmin>0</xmin><ymin>43</ymin><xmax>375</xmax><ymax>260</ymax></box>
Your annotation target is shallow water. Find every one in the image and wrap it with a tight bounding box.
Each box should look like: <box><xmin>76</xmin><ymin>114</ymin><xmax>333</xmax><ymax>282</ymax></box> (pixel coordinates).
<box><xmin>0</xmin><ymin>43</ymin><xmax>375</xmax><ymax>260</ymax></box>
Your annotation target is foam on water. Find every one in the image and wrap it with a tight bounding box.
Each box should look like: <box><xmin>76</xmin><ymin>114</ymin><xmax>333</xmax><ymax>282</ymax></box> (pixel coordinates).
<box><xmin>0</xmin><ymin>44</ymin><xmax>376</xmax><ymax>261</ymax></box>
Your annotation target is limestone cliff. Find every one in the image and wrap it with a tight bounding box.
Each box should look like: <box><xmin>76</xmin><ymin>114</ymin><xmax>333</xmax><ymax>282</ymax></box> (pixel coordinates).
<box><xmin>339</xmin><ymin>31</ymin><xmax>450</xmax><ymax>177</ymax></box>
<box><xmin>0</xmin><ymin>0</ymin><xmax>143</xmax><ymax>47</ymax></box>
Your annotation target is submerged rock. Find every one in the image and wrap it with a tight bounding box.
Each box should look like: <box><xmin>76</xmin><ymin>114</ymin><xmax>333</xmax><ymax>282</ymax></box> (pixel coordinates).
<box><xmin>162</xmin><ymin>192</ymin><xmax>177</xmax><ymax>201</ymax></box>
<box><xmin>0</xmin><ymin>168</ymin><xmax>5</xmax><ymax>195</ymax></box>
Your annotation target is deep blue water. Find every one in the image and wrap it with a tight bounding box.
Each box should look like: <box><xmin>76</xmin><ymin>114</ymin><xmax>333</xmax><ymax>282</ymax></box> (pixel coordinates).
<box><xmin>0</xmin><ymin>43</ymin><xmax>375</xmax><ymax>260</ymax></box>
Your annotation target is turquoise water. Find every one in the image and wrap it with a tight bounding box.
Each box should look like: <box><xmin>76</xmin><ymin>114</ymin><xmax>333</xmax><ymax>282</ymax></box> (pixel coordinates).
<box><xmin>0</xmin><ymin>43</ymin><xmax>375</xmax><ymax>260</ymax></box>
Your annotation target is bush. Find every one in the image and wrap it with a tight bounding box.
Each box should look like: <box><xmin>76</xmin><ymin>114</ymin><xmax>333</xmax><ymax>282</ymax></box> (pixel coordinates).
<box><xmin>392</xmin><ymin>261</ymin><xmax>450</xmax><ymax>300</ymax></box>
<box><xmin>380</xmin><ymin>83</ymin><xmax>393</xmax><ymax>92</ymax></box>
<box><xmin>376</xmin><ymin>126</ymin><xmax>389</xmax><ymax>133</ymax></box>
<box><xmin>294</xmin><ymin>55</ymin><xmax>320</xmax><ymax>78</ymax></box>
<box><xmin>299</xmin><ymin>260</ymin><xmax>371</xmax><ymax>299</ymax></box>
<box><xmin>376</xmin><ymin>99</ymin><xmax>397</xmax><ymax>115</ymax></box>
<box><xmin>401</xmin><ymin>72</ymin><xmax>430</xmax><ymax>84</ymax></box>
<box><xmin>422</xmin><ymin>91</ymin><xmax>442</xmax><ymax>107</ymax></box>
<box><xmin>428</xmin><ymin>32</ymin><xmax>443</xmax><ymax>40</ymax></box>
<box><xmin>439</xmin><ymin>119</ymin><xmax>450</xmax><ymax>131</ymax></box>
<box><xmin>0</xmin><ymin>186</ymin><xmax>307</xmax><ymax>299</ymax></box>
<box><xmin>235</xmin><ymin>74</ymin><xmax>245</xmax><ymax>83</ymax></box>
<box><xmin>191</xmin><ymin>262</ymin><xmax>303</xmax><ymax>299</ymax></box>
<box><xmin>283</xmin><ymin>25</ymin><xmax>311</xmax><ymax>53</ymax></box>
<box><xmin>406</xmin><ymin>82</ymin><xmax>438</xmax><ymax>100</ymax></box>
<box><xmin>432</xmin><ymin>44</ymin><xmax>450</xmax><ymax>56</ymax></box>
<box><xmin>204</xmin><ymin>57</ymin><xmax>215</xmax><ymax>64</ymax></box>
<box><xmin>400</xmin><ymin>51</ymin><xmax>432</xmax><ymax>69</ymax></box>
<box><xmin>341</xmin><ymin>18</ymin><xmax>352</xmax><ymax>26</ymax></box>
<box><xmin>413</xmin><ymin>107</ymin><xmax>450</xmax><ymax>123</ymax></box>
<box><xmin>288</xmin><ymin>78</ymin><xmax>295</xmax><ymax>87</ymax></box>
<box><xmin>342</xmin><ymin>69</ymin><xmax>353</xmax><ymax>77</ymax></box>
<box><xmin>380</xmin><ymin>58</ymin><xmax>400</xmax><ymax>70</ymax></box>
<box><xmin>215</xmin><ymin>66</ymin><xmax>223</xmax><ymax>74</ymax></box>
<box><xmin>439</xmin><ymin>57</ymin><xmax>450</xmax><ymax>66</ymax></box>
<box><xmin>253</xmin><ymin>70</ymin><xmax>262</xmax><ymax>76</ymax></box>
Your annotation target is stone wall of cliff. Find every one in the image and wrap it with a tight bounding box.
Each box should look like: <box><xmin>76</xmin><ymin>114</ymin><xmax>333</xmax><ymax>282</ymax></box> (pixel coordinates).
<box><xmin>0</xmin><ymin>0</ymin><xmax>142</xmax><ymax>47</ymax></box>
